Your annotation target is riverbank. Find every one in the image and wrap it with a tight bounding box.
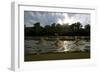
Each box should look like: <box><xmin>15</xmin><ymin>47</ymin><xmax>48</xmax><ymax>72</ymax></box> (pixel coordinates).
<box><xmin>24</xmin><ymin>52</ymin><xmax>90</xmax><ymax>61</ymax></box>
<box><xmin>25</xmin><ymin>36</ymin><xmax>90</xmax><ymax>41</ymax></box>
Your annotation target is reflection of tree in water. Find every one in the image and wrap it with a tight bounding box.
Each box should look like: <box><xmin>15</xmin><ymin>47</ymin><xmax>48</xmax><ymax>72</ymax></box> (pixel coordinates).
<box><xmin>54</xmin><ymin>38</ymin><xmax>65</xmax><ymax>52</ymax></box>
<box><xmin>25</xmin><ymin>38</ymin><xmax>90</xmax><ymax>54</ymax></box>
<box><xmin>38</xmin><ymin>37</ymin><xmax>47</xmax><ymax>46</ymax></box>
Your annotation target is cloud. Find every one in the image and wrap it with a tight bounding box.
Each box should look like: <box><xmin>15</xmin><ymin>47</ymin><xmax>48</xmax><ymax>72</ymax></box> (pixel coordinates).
<box><xmin>70</xmin><ymin>13</ymin><xmax>90</xmax><ymax>26</ymax></box>
<box><xmin>24</xmin><ymin>11</ymin><xmax>90</xmax><ymax>27</ymax></box>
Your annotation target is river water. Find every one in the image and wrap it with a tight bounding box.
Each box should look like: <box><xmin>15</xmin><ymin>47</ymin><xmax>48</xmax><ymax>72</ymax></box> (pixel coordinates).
<box><xmin>25</xmin><ymin>40</ymin><xmax>90</xmax><ymax>54</ymax></box>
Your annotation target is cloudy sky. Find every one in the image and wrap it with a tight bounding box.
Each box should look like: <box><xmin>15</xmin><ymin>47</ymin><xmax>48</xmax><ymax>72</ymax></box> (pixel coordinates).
<box><xmin>24</xmin><ymin>11</ymin><xmax>90</xmax><ymax>27</ymax></box>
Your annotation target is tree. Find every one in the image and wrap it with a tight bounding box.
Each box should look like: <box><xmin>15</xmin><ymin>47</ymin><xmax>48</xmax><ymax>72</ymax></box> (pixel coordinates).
<box><xmin>33</xmin><ymin>22</ymin><xmax>43</xmax><ymax>36</ymax></box>
<box><xmin>69</xmin><ymin>22</ymin><xmax>83</xmax><ymax>36</ymax></box>
<box><xmin>85</xmin><ymin>24</ymin><xmax>90</xmax><ymax>30</ymax></box>
<box><xmin>44</xmin><ymin>25</ymin><xmax>51</xmax><ymax>36</ymax></box>
<box><xmin>76</xmin><ymin>22</ymin><xmax>83</xmax><ymax>30</ymax></box>
<box><xmin>50</xmin><ymin>23</ymin><xmax>56</xmax><ymax>35</ymax></box>
<box><xmin>25</xmin><ymin>21</ymin><xmax>90</xmax><ymax>37</ymax></box>
<box><xmin>84</xmin><ymin>24</ymin><xmax>90</xmax><ymax>36</ymax></box>
<box><xmin>61</xmin><ymin>24</ymin><xmax>70</xmax><ymax>36</ymax></box>
<box><xmin>55</xmin><ymin>24</ymin><xmax>62</xmax><ymax>35</ymax></box>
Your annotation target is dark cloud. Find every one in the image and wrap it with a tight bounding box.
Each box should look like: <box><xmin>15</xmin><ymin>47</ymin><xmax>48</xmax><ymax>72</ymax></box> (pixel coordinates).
<box><xmin>24</xmin><ymin>11</ymin><xmax>90</xmax><ymax>27</ymax></box>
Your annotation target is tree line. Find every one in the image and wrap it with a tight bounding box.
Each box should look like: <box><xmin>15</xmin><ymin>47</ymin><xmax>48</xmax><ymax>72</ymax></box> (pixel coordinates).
<box><xmin>25</xmin><ymin>22</ymin><xmax>90</xmax><ymax>36</ymax></box>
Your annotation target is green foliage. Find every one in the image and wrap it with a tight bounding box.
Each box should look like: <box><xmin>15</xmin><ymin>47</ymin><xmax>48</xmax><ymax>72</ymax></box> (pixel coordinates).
<box><xmin>25</xmin><ymin>22</ymin><xmax>90</xmax><ymax>36</ymax></box>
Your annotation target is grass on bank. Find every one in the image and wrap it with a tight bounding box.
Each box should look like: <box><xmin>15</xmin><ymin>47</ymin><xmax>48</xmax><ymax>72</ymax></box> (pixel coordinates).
<box><xmin>24</xmin><ymin>51</ymin><xmax>90</xmax><ymax>61</ymax></box>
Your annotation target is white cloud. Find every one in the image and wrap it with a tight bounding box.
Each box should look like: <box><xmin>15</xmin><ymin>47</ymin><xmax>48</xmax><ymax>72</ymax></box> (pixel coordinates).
<box><xmin>71</xmin><ymin>14</ymin><xmax>90</xmax><ymax>26</ymax></box>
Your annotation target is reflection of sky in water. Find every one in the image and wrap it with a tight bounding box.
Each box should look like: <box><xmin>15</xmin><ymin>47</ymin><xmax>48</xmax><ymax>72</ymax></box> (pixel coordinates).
<box><xmin>25</xmin><ymin>40</ymin><xmax>90</xmax><ymax>54</ymax></box>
